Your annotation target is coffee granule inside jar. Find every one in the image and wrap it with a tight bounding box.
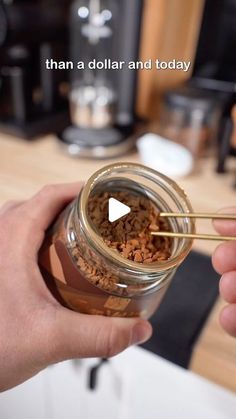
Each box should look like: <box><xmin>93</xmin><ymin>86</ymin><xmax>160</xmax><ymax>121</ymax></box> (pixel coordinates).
<box><xmin>88</xmin><ymin>191</ymin><xmax>172</xmax><ymax>263</ymax></box>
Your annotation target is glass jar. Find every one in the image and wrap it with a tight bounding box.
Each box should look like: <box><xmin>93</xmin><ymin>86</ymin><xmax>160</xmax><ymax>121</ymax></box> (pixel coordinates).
<box><xmin>159</xmin><ymin>86</ymin><xmax>223</xmax><ymax>158</ymax></box>
<box><xmin>39</xmin><ymin>163</ymin><xmax>195</xmax><ymax>319</ymax></box>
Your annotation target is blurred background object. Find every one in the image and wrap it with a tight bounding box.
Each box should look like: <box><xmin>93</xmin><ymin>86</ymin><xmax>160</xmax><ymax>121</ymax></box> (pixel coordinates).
<box><xmin>0</xmin><ymin>0</ymin><xmax>71</xmax><ymax>138</ymax></box>
<box><xmin>188</xmin><ymin>0</ymin><xmax>236</xmax><ymax>173</ymax></box>
<box><xmin>159</xmin><ymin>86</ymin><xmax>223</xmax><ymax>159</ymax></box>
<box><xmin>59</xmin><ymin>0</ymin><xmax>143</xmax><ymax>158</ymax></box>
<box><xmin>138</xmin><ymin>0</ymin><xmax>236</xmax><ymax>178</ymax></box>
<box><xmin>137</xmin><ymin>133</ymin><xmax>194</xmax><ymax>178</ymax></box>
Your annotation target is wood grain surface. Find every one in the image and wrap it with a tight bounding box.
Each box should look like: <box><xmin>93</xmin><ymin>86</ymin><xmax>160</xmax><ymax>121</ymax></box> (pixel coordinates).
<box><xmin>137</xmin><ymin>0</ymin><xmax>205</xmax><ymax>119</ymax></box>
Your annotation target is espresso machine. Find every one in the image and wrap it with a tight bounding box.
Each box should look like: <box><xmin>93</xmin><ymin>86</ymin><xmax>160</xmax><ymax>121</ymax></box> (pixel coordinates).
<box><xmin>0</xmin><ymin>0</ymin><xmax>71</xmax><ymax>138</ymax></box>
<box><xmin>58</xmin><ymin>0</ymin><xmax>143</xmax><ymax>158</ymax></box>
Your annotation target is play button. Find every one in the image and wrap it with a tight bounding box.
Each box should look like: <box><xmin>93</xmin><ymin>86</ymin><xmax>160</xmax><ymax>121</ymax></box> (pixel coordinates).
<box><xmin>108</xmin><ymin>198</ymin><xmax>131</xmax><ymax>223</ymax></box>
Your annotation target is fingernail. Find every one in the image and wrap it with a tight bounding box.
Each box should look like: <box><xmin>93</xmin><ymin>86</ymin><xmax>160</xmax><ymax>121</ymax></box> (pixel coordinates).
<box><xmin>131</xmin><ymin>321</ymin><xmax>152</xmax><ymax>345</ymax></box>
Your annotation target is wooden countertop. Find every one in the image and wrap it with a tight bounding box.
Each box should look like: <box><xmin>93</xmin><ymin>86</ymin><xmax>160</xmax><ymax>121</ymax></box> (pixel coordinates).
<box><xmin>1</xmin><ymin>132</ymin><xmax>236</xmax><ymax>392</ymax></box>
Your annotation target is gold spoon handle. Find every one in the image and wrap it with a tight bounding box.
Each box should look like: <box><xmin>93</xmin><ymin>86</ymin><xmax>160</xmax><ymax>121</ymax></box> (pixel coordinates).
<box><xmin>160</xmin><ymin>212</ymin><xmax>236</xmax><ymax>220</ymax></box>
<box><xmin>151</xmin><ymin>231</ymin><xmax>236</xmax><ymax>242</ymax></box>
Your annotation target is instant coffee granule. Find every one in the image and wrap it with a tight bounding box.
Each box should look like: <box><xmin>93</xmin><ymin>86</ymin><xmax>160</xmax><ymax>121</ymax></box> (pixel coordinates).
<box><xmin>87</xmin><ymin>191</ymin><xmax>172</xmax><ymax>263</ymax></box>
<box><xmin>67</xmin><ymin>191</ymin><xmax>172</xmax><ymax>296</ymax></box>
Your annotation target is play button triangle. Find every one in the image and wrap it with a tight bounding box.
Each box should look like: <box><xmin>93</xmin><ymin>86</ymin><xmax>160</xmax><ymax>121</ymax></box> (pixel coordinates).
<box><xmin>108</xmin><ymin>198</ymin><xmax>131</xmax><ymax>223</ymax></box>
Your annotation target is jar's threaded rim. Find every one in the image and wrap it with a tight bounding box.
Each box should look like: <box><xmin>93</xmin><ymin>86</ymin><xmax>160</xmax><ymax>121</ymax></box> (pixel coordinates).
<box><xmin>77</xmin><ymin>162</ymin><xmax>195</xmax><ymax>275</ymax></box>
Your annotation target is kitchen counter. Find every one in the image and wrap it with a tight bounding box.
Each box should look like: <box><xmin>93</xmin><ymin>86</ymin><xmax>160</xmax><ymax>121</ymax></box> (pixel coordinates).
<box><xmin>1</xmin><ymin>132</ymin><xmax>236</xmax><ymax>392</ymax></box>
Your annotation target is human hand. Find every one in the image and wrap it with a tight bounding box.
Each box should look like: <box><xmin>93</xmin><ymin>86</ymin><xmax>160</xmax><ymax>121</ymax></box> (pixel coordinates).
<box><xmin>212</xmin><ymin>207</ymin><xmax>236</xmax><ymax>336</ymax></box>
<box><xmin>0</xmin><ymin>184</ymin><xmax>152</xmax><ymax>392</ymax></box>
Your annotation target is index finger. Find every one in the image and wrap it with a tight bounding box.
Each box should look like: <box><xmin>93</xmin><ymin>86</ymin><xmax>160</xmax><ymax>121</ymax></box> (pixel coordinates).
<box><xmin>213</xmin><ymin>207</ymin><xmax>236</xmax><ymax>236</ymax></box>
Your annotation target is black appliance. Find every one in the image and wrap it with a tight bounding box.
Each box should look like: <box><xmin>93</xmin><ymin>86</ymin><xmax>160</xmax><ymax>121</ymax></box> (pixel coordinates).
<box><xmin>190</xmin><ymin>0</ymin><xmax>236</xmax><ymax>179</ymax></box>
<box><xmin>0</xmin><ymin>0</ymin><xmax>71</xmax><ymax>138</ymax></box>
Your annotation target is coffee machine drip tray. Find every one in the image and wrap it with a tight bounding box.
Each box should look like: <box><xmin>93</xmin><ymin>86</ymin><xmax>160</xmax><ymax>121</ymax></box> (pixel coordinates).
<box><xmin>57</xmin><ymin>126</ymin><xmax>136</xmax><ymax>159</ymax></box>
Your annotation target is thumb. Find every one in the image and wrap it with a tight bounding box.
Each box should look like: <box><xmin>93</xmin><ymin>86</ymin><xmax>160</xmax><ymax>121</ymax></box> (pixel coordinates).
<box><xmin>50</xmin><ymin>308</ymin><xmax>152</xmax><ymax>362</ymax></box>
